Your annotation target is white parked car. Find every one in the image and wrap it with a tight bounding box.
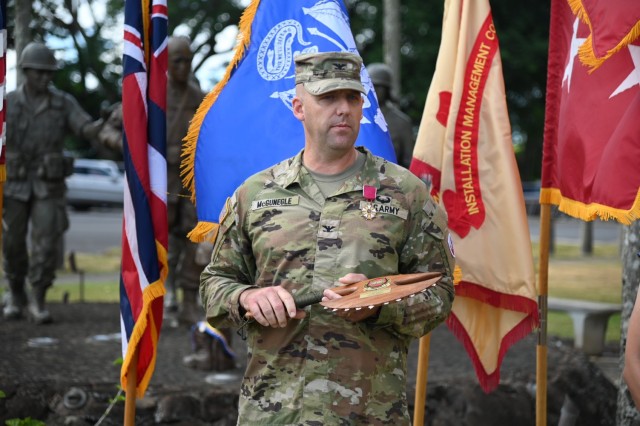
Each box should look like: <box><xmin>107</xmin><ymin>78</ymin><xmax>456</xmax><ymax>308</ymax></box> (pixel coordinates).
<box><xmin>66</xmin><ymin>159</ymin><xmax>124</xmax><ymax>210</ymax></box>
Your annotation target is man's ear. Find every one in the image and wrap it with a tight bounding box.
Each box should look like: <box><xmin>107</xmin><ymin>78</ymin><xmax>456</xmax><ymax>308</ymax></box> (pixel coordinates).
<box><xmin>292</xmin><ymin>96</ymin><xmax>304</xmax><ymax>121</ymax></box>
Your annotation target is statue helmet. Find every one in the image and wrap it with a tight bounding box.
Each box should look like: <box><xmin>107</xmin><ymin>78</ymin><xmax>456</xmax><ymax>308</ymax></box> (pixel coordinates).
<box><xmin>366</xmin><ymin>62</ymin><xmax>392</xmax><ymax>87</ymax></box>
<box><xmin>19</xmin><ymin>42</ymin><xmax>58</xmax><ymax>71</ymax></box>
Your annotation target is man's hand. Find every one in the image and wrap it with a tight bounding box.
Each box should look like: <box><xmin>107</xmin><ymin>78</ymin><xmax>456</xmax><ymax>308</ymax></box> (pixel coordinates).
<box><xmin>83</xmin><ymin>118</ymin><xmax>105</xmax><ymax>140</ymax></box>
<box><xmin>240</xmin><ymin>286</ymin><xmax>306</xmax><ymax>328</ymax></box>
<box><xmin>323</xmin><ymin>273</ymin><xmax>381</xmax><ymax>322</ymax></box>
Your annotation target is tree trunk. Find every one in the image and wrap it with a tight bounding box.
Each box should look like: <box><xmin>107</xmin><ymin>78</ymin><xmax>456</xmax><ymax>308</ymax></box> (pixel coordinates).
<box><xmin>14</xmin><ymin>0</ymin><xmax>33</xmax><ymax>86</ymax></box>
<box><xmin>383</xmin><ymin>0</ymin><xmax>401</xmax><ymax>99</ymax></box>
<box><xmin>616</xmin><ymin>220</ymin><xmax>640</xmax><ymax>425</ymax></box>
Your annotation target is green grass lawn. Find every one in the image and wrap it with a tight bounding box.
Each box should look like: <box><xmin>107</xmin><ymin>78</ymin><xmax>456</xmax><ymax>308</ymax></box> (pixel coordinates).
<box><xmin>47</xmin><ymin>281</ymin><xmax>120</xmax><ymax>303</ymax></box>
<box><xmin>532</xmin><ymin>241</ymin><xmax>622</xmax><ymax>343</ymax></box>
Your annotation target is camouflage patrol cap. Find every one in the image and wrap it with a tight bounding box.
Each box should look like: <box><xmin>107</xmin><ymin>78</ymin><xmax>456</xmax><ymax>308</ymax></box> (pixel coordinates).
<box><xmin>294</xmin><ymin>51</ymin><xmax>365</xmax><ymax>95</ymax></box>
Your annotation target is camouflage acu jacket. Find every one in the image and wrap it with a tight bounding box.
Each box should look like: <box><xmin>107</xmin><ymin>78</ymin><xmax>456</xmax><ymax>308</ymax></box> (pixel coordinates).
<box><xmin>200</xmin><ymin>147</ymin><xmax>455</xmax><ymax>425</ymax></box>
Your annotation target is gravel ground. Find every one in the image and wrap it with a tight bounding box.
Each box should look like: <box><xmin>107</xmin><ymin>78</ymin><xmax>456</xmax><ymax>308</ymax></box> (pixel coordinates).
<box><xmin>0</xmin><ymin>301</ymin><xmax>620</xmax><ymax>425</ymax></box>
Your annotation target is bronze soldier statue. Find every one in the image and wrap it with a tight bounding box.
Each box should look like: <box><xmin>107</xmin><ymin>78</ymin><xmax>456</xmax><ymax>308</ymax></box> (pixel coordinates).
<box><xmin>3</xmin><ymin>42</ymin><xmax>103</xmax><ymax>323</ymax></box>
<box><xmin>164</xmin><ymin>36</ymin><xmax>208</xmax><ymax>327</ymax></box>
<box><xmin>367</xmin><ymin>63</ymin><xmax>415</xmax><ymax>169</ymax></box>
<box><xmin>93</xmin><ymin>101</ymin><xmax>123</xmax><ymax>162</ymax></box>
<box><xmin>166</xmin><ymin>36</ymin><xmax>235</xmax><ymax>371</ymax></box>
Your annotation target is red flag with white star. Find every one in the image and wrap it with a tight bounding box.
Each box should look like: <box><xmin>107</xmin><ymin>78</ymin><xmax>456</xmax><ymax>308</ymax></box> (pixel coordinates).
<box><xmin>541</xmin><ymin>0</ymin><xmax>640</xmax><ymax>223</ymax></box>
<box><xmin>568</xmin><ymin>0</ymin><xmax>640</xmax><ymax>71</ymax></box>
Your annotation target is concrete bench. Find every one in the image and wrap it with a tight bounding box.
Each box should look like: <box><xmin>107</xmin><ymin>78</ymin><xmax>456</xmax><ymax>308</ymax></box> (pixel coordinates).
<box><xmin>548</xmin><ymin>297</ymin><xmax>621</xmax><ymax>356</ymax></box>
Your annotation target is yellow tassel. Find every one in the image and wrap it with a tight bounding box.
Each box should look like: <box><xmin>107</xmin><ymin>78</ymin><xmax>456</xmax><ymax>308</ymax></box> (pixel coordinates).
<box><xmin>453</xmin><ymin>266</ymin><xmax>463</xmax><ymax>285</ymax></box>
<box><xmin>579</xmin><ymin>21</ymin><xmax>640</xmax><ymax>72</ymax></box>
<box><xmin>540</xmin><ymin>187</ymin><xmax>640</xmax><ymax>225</ymax></box>
<box><xmin>186</xmin><ymin>221</ymin><xmax>220</xmax><ymax>243</ymax></box>
<box><xmin>566</xmin><ymin>0</ymin><xmax>589</xmax><ymax>24</ymax></box>
<box><xmin>566</xmin><ymin>0</ymin><xmax>640</xmax><ymax>72</ymax></box>
<box><xmin>180</xmin><ymin>0</ymin><xmax>261</xmax><ymax>205</ymax></box>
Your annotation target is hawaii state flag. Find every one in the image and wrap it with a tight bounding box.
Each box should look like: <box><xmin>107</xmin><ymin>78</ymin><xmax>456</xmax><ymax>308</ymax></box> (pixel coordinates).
<box><xmin>541</xmin><ymin>0</ymin><xmax>640</xmax><ymax>223</ymax></box>
<box><xmin>119</xmin><ymin>0</ymin><xmax>168</xmax><ymax>397</ymax></box>
<box><xmin>410</xmin><ymin>0</ymin><xmax>538</xmax><ymax>391</ymax></box>
<box><xmin>182</xmin><ymin>0</ymin><xmax>396</xmax><ymax>242</ymax></box>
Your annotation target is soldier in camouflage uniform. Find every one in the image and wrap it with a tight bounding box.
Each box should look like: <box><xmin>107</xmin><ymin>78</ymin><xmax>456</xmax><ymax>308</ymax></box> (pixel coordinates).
<box><xmin>3</xmin><ymin>42</ymin><xmax>103</xmax><ymax>323</ymax></box>
<box><xmin>200</xmin><ymin>52</ymin><xmax>455</xmax><ymax>425</ymax></box>
<box><xmin>367</xmin><ymin>63</ymin><xmax>415</xmax><ymax>169</ymax></box>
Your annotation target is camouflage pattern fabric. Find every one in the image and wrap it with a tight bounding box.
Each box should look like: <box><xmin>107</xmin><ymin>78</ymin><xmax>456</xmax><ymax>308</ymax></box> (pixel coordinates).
<box><xmin>201</xmin><ymin>147</ymin><xmax>455</xmax><ymax>425</ymax></box>
<box><xmin>294</xmin><ymin>51</ymin><xmax>365</xmax><ymax>96</ymax></box>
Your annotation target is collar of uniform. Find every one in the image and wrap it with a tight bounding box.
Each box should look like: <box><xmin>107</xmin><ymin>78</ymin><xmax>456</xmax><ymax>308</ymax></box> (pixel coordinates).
<box><xmin>270</xmin><ymin>149</ymin><xmax>305</xmax><ymax>189</ymax></box>
<box><xmin>341</xmin><ymin>146</ymin><xmax>381</xmax><ymax>194</ymax></box>
<box><xmin>14</xmin><ymin>83</ymin><xmax>58</xmax><ymax>111</ymax></box>
<box><xmin>13</xmin><ymin>84</ymin><xmax>30</xmax><ymax>107</ymax></box>
<box><xmin>270</xmin><ymin>146</ymin><xmax>382</xmax><ymax>193</ymax></box>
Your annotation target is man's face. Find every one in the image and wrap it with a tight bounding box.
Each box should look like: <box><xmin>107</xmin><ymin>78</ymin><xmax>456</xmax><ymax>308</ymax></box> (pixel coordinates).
<box><xmin>23</xmin><ymin>68</ymin><xmax>53</xmax><ymax>95</ymax></box>
<box><xmin>293</xmin><ymin>87</ymin><xmax>364</xmax><ymax>153</ymax></box>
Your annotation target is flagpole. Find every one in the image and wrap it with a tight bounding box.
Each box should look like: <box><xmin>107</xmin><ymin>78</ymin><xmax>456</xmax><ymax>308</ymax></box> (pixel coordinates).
<box><xmin>124</xmin><ymin>347</ymin><xmax>139</xmax><ymax>426</ymax></box>
<box><xmin>413</xmin><ymin>334</ymin><xmax>431</xmax><ymax>425</ymax></box>
<box><xmin>536</xmin><ymin>203</ymin><xmax>551</xmax><ymax>426</ymax></box>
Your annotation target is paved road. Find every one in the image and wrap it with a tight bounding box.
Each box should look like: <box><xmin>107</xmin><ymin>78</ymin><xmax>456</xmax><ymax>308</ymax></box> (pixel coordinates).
<box><xmin>65</xmin><ymin>207</ymin><xmax>625</xmax><ymax>255</ymax></box>
<box><xmin>66</xmin><ymin>207</ymin><xmax>123</xmax><ymax>254</ymax></box>
<box><xmin>528</xmin><ymin>213</ymin><xmax>623</xmax><ymax>244</ymax></box>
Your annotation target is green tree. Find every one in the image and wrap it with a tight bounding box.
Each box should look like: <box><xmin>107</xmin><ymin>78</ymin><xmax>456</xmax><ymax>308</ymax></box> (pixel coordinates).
<box><xmin>164</xmin><ymin>0</ymin><xmax>244</xmax><ymax>75</ymax></box>
<box><xmin>11</xmin><ymin>0</ymin><xmax>550</xmax><ymax>173</ymax></box>
<box><xmin>7</xmin><ymin>0</ymin><xmax>245</xmax><ymax>155</ymax></box>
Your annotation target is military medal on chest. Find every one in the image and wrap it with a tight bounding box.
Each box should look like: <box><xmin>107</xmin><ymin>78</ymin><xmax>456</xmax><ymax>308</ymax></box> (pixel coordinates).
<box><xmin>361</xmin><ymin>185</ymin><xmax>377</xmax><ymax>220</ymax></box>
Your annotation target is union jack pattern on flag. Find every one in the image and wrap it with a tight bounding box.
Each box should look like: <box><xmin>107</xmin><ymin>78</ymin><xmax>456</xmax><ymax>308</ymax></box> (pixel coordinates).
<box><xmin>0</xmin><ymin>0</ymin><xmax>7</xmax><ymax>182</ymax></box>
<box><xmin>120</xmin><ymin>0</ymin><xmax>168</xmax><ymax>397</ymax></box>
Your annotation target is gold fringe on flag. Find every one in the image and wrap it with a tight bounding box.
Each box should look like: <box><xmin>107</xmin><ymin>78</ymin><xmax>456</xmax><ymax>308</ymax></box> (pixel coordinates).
<box><xmin>186</xmin><ymin>221</ymin><xmax>219</xmax><ymax>243</ymax></box>
<box><xmin>120</xmin><ymin>242</ymin><xmax>167</xmax><ymax>397</ymax></box>
<box><xmin>179</xmin><ymin>0</ymin><xmax>261</xmax><ymax>242</ymax></box>
<box><xmin>0</xmin><ymin>164</ymin><xmax>5</xmax><ymax>182</ymax></box>
<box><xmin>540</xmin><ymin>187</ymin><xmax>640</xmax><ymax>224</ymax></box>
<box><xmin>567</xmin><ymin>0</ymin><xmax>640</xmax><ymax>72</ymax></box>
<box><xmin>453</xmin><ymin>266</ymin><xmax>463</xmax><ymax>285</ymax></box>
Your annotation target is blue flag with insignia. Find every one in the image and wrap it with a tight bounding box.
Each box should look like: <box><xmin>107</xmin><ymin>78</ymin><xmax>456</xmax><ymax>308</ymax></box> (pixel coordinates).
<box><xmin>182</xmin><ymin>0</ymin><xmax>396</xmax><ymax>241</ymax></box>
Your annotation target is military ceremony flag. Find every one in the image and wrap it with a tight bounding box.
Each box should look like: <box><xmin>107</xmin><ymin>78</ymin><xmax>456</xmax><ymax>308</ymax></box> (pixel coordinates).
<box><xmin>410</xmin><ymin>0</ymin><xmax>538</xmax><ymax>391</ymax></box>
<box><xmin>0</xmin><ymin>0</ymin><xmax>6</xmax><ymax>182</ymax></box>
<box><xmin>182</xmin><ymin>0</ymin><xmax>396</xmax><ymax>242</ymax></box>
<box><xmin>567</xmin><ymin>0</ymin><xmax>640</xmax><ymax>72</ymax></box>
<box><xmin>541</xmin><ymin>0</ymin><xmax>640</xmax><ymax>223</ymax></box>
<box><xmin>120</xmin><ymin>0</ymin><xmax>168</xmax><ymax>397</ymax></box>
